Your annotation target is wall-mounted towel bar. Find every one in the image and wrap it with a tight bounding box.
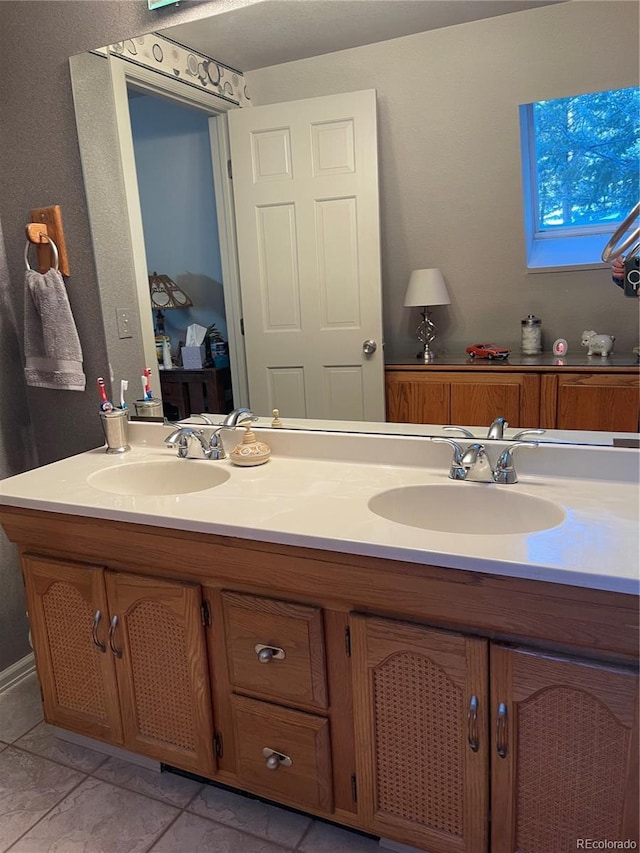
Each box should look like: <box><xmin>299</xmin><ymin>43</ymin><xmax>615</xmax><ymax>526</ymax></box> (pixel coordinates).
<box><xmin>25</xmin><ymin>204</ymin><xmax>69</xmax><ymax>275</ymax></box>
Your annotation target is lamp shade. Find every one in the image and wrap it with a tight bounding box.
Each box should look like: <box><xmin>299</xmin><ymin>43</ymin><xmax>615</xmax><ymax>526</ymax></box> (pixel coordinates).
<box><xmin>403</xmin><ymin>268</ymin><xmax>450</xmax><ymax>307</ymax></box>
<box><xmin>148</xmin><ymin>272</ymin><xmax>193</xmax><ymax>310</ymax></box>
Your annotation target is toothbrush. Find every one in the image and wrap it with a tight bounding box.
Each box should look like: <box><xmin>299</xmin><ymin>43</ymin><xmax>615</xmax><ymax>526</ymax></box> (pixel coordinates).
<box><xmin>97</xmin><ymin>377</ymin><xmax>114</xmax><ymax>413</ymax></box>
<box><xmin>142</xmin><ymin>368</ymin><xmax>153</xmax><ymax>401</ymax></box>
<box><xmin>119</xmin><ymin>379</ymin><xmax>128</xmax><ymax>410</ymax></box>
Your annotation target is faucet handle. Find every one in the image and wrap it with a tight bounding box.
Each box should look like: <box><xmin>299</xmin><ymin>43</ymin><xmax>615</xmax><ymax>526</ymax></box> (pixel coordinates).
<box><xmin>494</xmin><ymin>441</ymin><xmax>538</xmax><ymax>484</ymax></box>
<box><xmin>444</xmin><ymin>426</ymin><xmax>475</xmax><ymax>439</ymax></box>
<box><xmin>432</xmin><ymin>437</ymin><xmax>467</xmax><ymax>479</ymax></box>
<box><xmin>512</xmin><ymin>428</ymin><xmax>546</xmax><ymax>440</ymax></box>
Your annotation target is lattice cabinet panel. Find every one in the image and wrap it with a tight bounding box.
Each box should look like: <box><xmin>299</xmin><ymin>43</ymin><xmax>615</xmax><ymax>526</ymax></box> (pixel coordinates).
<box><xmin>351</xmin><ymin>614</ymin><xmax>489</xmax><ymax>853</ymax></box>
<box><xmin>491</xmin><ymin>646</ymin><xmax>639</xmax><ymax>853</ymax></box>
<box><xmin>105</xmin><ymin>571</ymin><xmax>215</xmax><ymax>776</ymax></box>
<box><xmin>22</xmin><ymin>555</ymin><xmax>123</xmax><ymax>743</ymax></box>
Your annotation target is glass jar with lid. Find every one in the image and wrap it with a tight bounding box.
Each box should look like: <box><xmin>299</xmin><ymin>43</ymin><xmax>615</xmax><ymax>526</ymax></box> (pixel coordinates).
<box><xmin>521</xmin><ymin>314</ymin><xmax>542</xmax><ymax>354</ymax></box>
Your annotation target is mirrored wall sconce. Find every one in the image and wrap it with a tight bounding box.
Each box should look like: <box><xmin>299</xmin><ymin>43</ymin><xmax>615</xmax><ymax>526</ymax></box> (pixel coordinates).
<box><xmin>404</xmin><ymin>268</ymin><xmax>451</xmax><ymax>361</ymax></box>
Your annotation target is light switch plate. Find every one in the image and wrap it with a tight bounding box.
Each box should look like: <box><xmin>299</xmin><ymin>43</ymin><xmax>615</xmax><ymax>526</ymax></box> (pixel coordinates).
<box><xmin>116</xmin><ymin>309</ymin><xmax>133</xmax><ymax>339</ymax></box>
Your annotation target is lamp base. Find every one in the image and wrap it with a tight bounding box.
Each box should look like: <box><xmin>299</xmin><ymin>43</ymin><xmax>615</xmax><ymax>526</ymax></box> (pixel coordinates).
<box><xmin>417</xmin><ymin>346</ymin><xmax>436</xmax><ymax>362</ymax></box>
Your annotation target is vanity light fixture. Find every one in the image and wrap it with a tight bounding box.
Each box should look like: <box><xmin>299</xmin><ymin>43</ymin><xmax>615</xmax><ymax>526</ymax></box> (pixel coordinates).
<box><xmin>148</xmin><ymin>271</ymin><xmax>193</xmax><ymax>333</ymax></box>
<box><xmin>404</xmin><ymin>268</ymin><xmax>451</xmax><ymax>361</ymax></box>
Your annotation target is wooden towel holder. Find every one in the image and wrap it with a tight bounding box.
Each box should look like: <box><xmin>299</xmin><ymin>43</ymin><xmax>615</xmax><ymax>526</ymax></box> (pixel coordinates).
<box><xmin>25</xmin><ymin>204</ymin><xmax>70</xmax><ymax>276</ymax></box>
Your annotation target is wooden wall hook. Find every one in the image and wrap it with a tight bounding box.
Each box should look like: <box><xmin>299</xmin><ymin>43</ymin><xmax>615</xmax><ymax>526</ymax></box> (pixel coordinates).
<box><xmin>27</xmin><ymin>205</ymin><xmax>70</xmax><ymax>276</ymax></box>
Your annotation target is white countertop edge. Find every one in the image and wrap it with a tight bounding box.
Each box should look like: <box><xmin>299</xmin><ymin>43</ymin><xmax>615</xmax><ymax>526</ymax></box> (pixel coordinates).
<box><xmin>0</xmin><ymin>490</ymin><xmax>637</xmax><ymax>597</ymax></box>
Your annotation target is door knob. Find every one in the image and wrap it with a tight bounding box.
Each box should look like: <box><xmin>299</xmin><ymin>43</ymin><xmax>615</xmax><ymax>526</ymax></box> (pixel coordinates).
<box><xmin>362</xmin><ymin>339</ymin><xmax>377</xmax><ymax>356</ymax></box>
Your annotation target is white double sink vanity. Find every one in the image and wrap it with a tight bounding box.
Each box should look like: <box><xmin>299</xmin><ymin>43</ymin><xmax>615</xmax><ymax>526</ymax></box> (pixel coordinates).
<box><xmin>0</xmin><ymin>419</ymin><xmax>637</xmax><ymax>852</ymax></box>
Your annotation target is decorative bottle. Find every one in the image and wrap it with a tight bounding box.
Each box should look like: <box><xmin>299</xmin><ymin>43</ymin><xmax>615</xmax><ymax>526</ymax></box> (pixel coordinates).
<box><xmin>521</xmin><ymin>314</ymin><xmax>542</xmax><ymax>355</ymax></box>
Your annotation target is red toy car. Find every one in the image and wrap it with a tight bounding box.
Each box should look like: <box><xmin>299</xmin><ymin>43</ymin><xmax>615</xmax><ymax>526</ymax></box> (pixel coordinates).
<box><xmin>466</xmin><ymin>343</ymin><xmax>511</xmax><ymax>360</ymax></box>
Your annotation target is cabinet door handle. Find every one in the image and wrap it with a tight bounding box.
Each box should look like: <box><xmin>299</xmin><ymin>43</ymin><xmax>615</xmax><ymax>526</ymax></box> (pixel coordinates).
<box><xmin>255</xmin><ymin>644</ymin><xmax>286</xmax><ymax>663</ymax></box>
<box><xmin>92</xmin><ymin>610</ymin><xmax>106</xmax><ymax>653</ymax></box>
<box><xmin>108</xmin><ymin>615</ymin><xmax>122</xmax><ymax>659</ymax></box>
<box><xmin>496</xmin><ymin>702</ymin><xmax>508</xmax><ymax>758</ymax></box>
<box><xmin>467</xmin><ymin>694</ymin><xmax>479</xmax><ymax>752</ymax></box>
<box><xmin>262</xmin><ymin>747</ymin><xmax>292</xmax><ymax>770</ymax></box>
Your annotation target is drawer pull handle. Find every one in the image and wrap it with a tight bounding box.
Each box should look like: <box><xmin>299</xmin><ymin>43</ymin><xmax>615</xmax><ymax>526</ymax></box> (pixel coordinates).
<box><xmin>108</xmin><ymin>615</ymin><xmax>122</xmax><ymax>659</ymax></box>
<box><xmin>496</xmin><ymin>702</ymin><xmax>508</xmax><ymax>758</ymax></box>
<box><xmin>262</xmin><ymin>747</ymin><xmax>292</xmax><ymax>770</ymax></box>
<box><xmin>92</xmin><ymin>610</ymin><xmax>106</xmax><ymax>653</ymax></box>
<box><xmin>255</xmin><ymin>644</ymin><xmax>286</xmax><ymax>663</ymax></box>
<box><xmin>467</xmin><ymin>694</ymin><xmax>479</xmax><ymax>752</ymax></box>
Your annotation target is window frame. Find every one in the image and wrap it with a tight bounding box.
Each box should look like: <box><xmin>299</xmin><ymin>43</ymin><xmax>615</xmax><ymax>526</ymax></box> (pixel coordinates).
<box><xmin>519</xmin><ymin>96</ymin><xmax>634</xmax><ymax>273</ymax></box>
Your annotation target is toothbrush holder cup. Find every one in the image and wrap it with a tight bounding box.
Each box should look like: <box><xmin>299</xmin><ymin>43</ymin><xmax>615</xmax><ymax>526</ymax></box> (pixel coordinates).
<box><xmin>100</xmin><ymin>409</ymin><xmax>130</xmax><ymax>454</ymax></box>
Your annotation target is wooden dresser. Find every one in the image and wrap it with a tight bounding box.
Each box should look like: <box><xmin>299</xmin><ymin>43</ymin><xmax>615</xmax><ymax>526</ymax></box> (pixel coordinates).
<box><xmin>385</xmin><ymin>355</ymin><xmax>640</xmax><ymax>432</ymax></box>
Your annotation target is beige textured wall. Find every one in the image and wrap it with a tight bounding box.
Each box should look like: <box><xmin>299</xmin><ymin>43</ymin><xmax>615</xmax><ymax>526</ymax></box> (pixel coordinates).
<box><xmin>247</xmin><ymin>1</ymin><xmax>640</xmax><ymax>358</ymax></box>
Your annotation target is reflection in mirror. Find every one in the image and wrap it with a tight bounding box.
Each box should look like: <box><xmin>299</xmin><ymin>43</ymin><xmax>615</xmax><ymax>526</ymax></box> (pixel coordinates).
<box><xmin>69</xmin><ymin>0</ymin><xmax>639</xmax><ymax>446</ymax></box>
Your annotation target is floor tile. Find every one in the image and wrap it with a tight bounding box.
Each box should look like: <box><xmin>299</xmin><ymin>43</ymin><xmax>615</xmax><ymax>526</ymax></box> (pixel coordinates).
<box><xmin>15</xmin><ymin>722</ymin><xmax>108</xmax><ymax>773</ymax></box>
<box><xmin>299</xmin><ymin>821</ymin><xmax>380</xmax><ymax>852</ymax></box>
<box><xmin>0</xmin><ymin>746</ymin><xmax>84</xmax><ymax>852</ymax></box>
<box><xmin>0</xmin><ymin>675</ymin><xmax>43</xmax><ymax>743</ymax></box>
<box><xmin>10</xmin><ymin>777</ymin><xmax>179</xmax><ymax>853</ymax></box>
<box><xmin>188</xmin><ymin>784</ymin><xmax>311</xmax><ymax>848</ymax></box>
<box><xmin>150</xmin><ymin>811</ymin><xmax>293</xmax><ymax>852</ymax></box>
<box><xmin>93</xmin><ymin>757</ymin><xmax>203</xmax><ymax>807</ymax></box>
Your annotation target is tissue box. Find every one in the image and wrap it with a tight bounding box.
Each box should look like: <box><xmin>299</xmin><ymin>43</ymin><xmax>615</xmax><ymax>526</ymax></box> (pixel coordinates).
<box><xmin>181</xmin><ymin>345</ymin><xmax>206</xmax><ymax>369</ymax></box>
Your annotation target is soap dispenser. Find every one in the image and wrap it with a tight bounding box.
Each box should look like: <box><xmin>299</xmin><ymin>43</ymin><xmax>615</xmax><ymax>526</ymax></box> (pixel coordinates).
<box><xmin>230</xmin><ymin>423</ymin><xmax>271</xmax><ymax>466</ymax></box>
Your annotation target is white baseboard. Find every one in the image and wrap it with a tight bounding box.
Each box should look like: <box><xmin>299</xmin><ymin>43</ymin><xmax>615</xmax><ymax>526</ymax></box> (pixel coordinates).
<box><xmin>0</xmin><ymin>653</ymin><xmax>36</xmax><ymax>693</ymax></box>
<box><xmin>52</xmin><ymin>727</ymin><xmax>161</xmax><ymax>772</ymax></box>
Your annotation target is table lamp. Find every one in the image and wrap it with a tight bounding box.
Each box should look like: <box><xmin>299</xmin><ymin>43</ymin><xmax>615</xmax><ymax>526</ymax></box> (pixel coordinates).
<box><xmin>403</xmin><ymin>268</ymin><xmax>451</xmax><ymax>361</ymax></box>
<box><xmin>148</xmin><ymin>272</ymin><xmax>193</xmax><ymax>334</ymax></box>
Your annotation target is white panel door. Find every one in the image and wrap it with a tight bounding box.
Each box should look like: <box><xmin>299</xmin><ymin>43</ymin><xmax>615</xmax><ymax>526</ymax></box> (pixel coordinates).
<box><xmin>229</xmin><ymin>90</ymin><xmax>385</xmax><ymax>421</ymax></box>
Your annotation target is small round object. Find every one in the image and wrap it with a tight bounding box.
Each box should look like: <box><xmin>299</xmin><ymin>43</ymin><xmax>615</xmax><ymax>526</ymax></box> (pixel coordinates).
<box><xmin>152</xmin><ymin>43</ymin><xmax>163</xmax><ymax>62</ymax></box>
<box><xmin>257</xmin><ymin>647</ymin><xmax>273</xmax><ymax>664</ymax></box>
<box><xmin>265</xmin><ymin>753</ymin><xmax>280</xmax><ymax>771</ymax></box>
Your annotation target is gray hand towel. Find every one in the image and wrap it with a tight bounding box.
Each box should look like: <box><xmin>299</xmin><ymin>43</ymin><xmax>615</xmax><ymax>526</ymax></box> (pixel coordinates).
<box><xmin>24</xmin><ymin>268</ymin><xmax>86</xmax><ymax>391</ymax></box>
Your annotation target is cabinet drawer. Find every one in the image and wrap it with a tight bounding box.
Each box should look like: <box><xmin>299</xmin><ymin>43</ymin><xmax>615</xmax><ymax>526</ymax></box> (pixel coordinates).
<box><xmin>222</xmin><ymin>591</ymin><xmax>327</xmax><ymax>710</ymax></box>
<box><xmin>231</xmin><ymin>694</ymin><xmax>333</xmax><ymax>812</ymax></box>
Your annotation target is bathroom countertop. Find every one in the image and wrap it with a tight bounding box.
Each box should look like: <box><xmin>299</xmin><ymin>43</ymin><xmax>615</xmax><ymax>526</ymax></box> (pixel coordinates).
<box><xmin>0</xmin><ymin>423</ymin><xmax>638</xmax><ymax>596</ymax></box>
<box><xmin>385</xmin><ymin>353</ymin><xmax>640</xmax><ymax>369</ymax></box>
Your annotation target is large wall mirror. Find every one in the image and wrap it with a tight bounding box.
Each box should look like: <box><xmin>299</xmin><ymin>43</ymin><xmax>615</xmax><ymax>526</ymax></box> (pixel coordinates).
<box><xmin>69</xmin><ymin>0</ymin><xmax>639</xmax><ymax>445</ymax></box>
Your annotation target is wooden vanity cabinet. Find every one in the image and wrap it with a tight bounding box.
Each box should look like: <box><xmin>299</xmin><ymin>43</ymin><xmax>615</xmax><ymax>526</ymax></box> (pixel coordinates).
<box><xmin>351</xmin><ymin>615</ymin><xmax>489</xmax><ymax>853</ymax></box>
<box><xmin>385</xmin><ymin>365</ymin><xmax>640</xmax><ymax>432</ymax></box>
<box><xmin>385</xmin><ymin>370</ymin><xmax>539</xmax><ymax>429</ymax></box>
<box><xmin>22</xmin><ymin>554</ymin><xmax>215</xmax><ymax>777</ymax></box>
<box><xmin>4</xmin><ymin>510</ymin><xmax>638</xmax><ymax>853</ymax></box>
<box><xmin>351</xmin><ymin>614</ymin><xmax>639</xmax><ymax>853</ymax></box>
<box><xmin>490</xmin><ymin>646</ymin><xmax>639</xmax><ymax>853</ymax></box>
<box><xmin>23</xmin><ymin>555</ymin><xmax>124</xmax><ymax>744</ymax></box>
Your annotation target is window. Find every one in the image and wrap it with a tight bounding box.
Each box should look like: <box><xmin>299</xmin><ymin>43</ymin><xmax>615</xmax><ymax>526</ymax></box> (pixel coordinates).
<box><xmin>519</xmin><ymin>87</ymin><xmax>639</xmax><ymax>270</ymax></box>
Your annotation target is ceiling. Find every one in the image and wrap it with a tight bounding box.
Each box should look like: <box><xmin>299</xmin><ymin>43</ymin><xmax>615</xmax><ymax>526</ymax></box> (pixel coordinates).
<box><xmin>161</xmin><ymin>0</ymin><xmax>566</xmax><ymax>72</ymax></box>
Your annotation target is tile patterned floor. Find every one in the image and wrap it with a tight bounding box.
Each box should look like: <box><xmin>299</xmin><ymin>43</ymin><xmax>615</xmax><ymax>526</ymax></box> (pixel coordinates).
<box><xmin>0</xmin><ymin>673</ymin><xmax>381</xmax><ymax>852</ymax></box>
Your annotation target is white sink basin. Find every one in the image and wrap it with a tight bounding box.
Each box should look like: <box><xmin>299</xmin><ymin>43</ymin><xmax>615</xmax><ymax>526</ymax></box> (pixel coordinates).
<box><xmin>88</xmin><ymin>460</ymin><xmax>230</xmax><ymax>496</ymax></box>
<box><xmin>368</xmin><ymin>483</ymin><xmax>565</xmax><ymax>535</ymax></box>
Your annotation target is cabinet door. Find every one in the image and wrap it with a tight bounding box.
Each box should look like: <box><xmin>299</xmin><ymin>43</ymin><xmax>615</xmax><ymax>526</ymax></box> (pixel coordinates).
<box><xmin>22</xmin><ymin>555</ymin><xmax>123</xmax><ymax>743</ymax></box>
<box><xmin>448</xmin><ymin>373</ymin><xmax>539</xmax><ymax>429</ymax></box>
<box><xmin>105</xmin><ymin>571</ymin><xmax>215</xmax><ymax>775</ymax></box>
<box><xmin>491</xmin><ymin>646</ymin><xmax>639</xmax><ymax>853</ymax></box>
<box><xmin>351</xmin><ymin>614</ymin><xmax>489</xmax><ymax>853</ymax></box>
<box><xmin>385</xmin><ymin>371</ymin><xmax>450</xmax><ymax>424</ymax></box>
<box><xmin>545</xmin><ymin>373</ymin><xmax>640</xmax><ymax>431</ymax></box>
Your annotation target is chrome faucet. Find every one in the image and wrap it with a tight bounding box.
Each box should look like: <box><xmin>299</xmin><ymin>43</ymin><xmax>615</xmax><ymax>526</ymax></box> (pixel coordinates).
<box><xmin>433</xmin><ymin>437</ymin><xmax>538</xmax><ymax>483</ymax></box>
<box><xmin>164</xmin><ymin>408</ymin><xmax>257</xmax><ymax>459</ymax></box>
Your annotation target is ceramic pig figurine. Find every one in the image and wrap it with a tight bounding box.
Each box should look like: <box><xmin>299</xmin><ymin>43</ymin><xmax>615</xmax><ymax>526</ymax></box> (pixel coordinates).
<box><xmin>581</xmin><ymin>330</ymin><xmax>615</xmax><ymax>356</ymax></box>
